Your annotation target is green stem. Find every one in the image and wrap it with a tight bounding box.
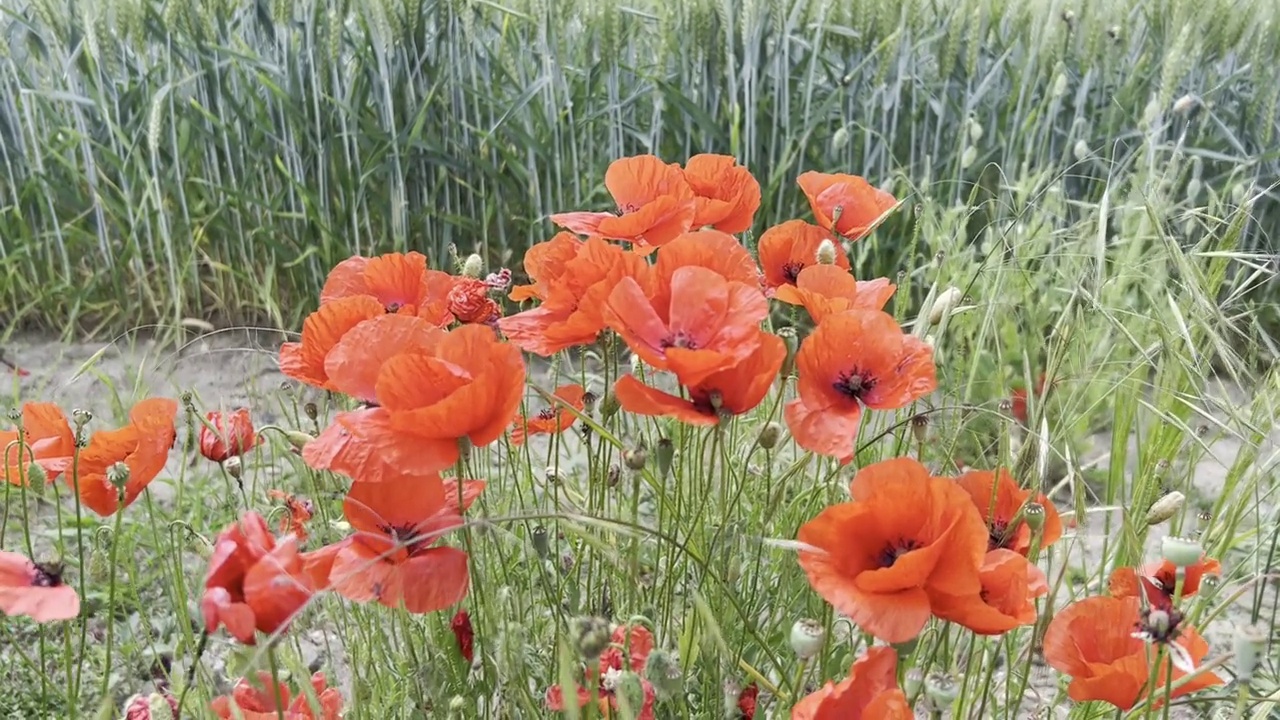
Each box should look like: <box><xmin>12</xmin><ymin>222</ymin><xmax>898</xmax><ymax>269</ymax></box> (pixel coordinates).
<box><xmin>174</xmin><ymin>631</ymin><xmax>209</xmax><ymax>719</ymax></box>
<box><xmin>267</xmin><ymin>645</ymin><xmax>287</xmax><ymax>720</ymax></box>
<box><xmin>100</xmin><ymin>487</ymin><xmax>128</xmax><ymax>704</ymax></box>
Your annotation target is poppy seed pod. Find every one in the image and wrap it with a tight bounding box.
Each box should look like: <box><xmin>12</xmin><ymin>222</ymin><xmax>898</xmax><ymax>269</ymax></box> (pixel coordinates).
<box><xmin>655</xmin><ymin>438</ymin><xmax>674</xmax><ymax>479</ymax></box>
<box><xmin>569</xmin><ymin>616</ymin><xmax>613</xmax><ymax>660</ymax></box>
<box><xmin>1144</xmin><ymin>491</ymin><xmax>1185</xmax><ymax>526</ymax></box>
<box><xmin>530</xmin><ymin>526</ymin><xmax>550</xmax><ymax>559</ymax></box>
<box><xmin>1161</xmin><ymin>535</ymin><xmax>1204</xmax><ymax>568</ymax></box>
<box><xmin>789</xmin><ymin>618</ymin><xmax>825</xmax><ymax>660</ymax></box>
<box><xmin>222</xmin><ymin>456</ymin><xmax>243</xmax><ymax>481</ymax></box>
<box><xmin>924</xmin><ymin>673</ymin><xmax>960</xmax><ymax>708</ymax></box>
<box><xmin>757</xmin><ymin>422</ymin><xmax>781</xmax><ymax>450</ymax></box>
<box><xmin>106</xmin><ymin>461</ymin><xmax>130</xmax><ymax>491</ymax></box>
<box><xmin>909</xmin><ymin>414</ymin><xmax>929</xmax><ymax>443</ymax></box>
<box><xmin>462</xmin><ymin>253</ymin><xmax>485</xmax><ymax>278</ymax></box>
<box><xmin>624</xmin><ymin>444</ymin><xmax>648</xmax><ymax>471</ymax></box>
<box><xmin>72</xmin><ymin>408</ymin><xmax>92</xmax><ymax>429</ymax></box>
<box><xmin>1022</xmin><ymin>501</ymin><xmax>1046</xmax><ymax>533</ymax></box>
<box><xmin>928</xmin><ymin>287</ymin><xmax>962</xmax><ymax>326</ymax></box>
<box><xmin>304</xmin><ymin>402</ymin><xmax>318</xmax><ymax>421</ymax></box>
<box><xmin>1232</xmin><ymin>623</ymin><xmax>1268</xmax><ymax>683</ymax></box>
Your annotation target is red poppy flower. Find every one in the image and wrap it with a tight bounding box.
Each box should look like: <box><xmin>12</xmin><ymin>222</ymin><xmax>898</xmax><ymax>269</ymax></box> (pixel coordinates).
<box><xmin>1009</xmin><ymin>374</ymin><xmax>1048</xmax><ymax>425</ymax></box>
<box><xmin>0</xmin><ymin>551</ymin><xmax>79</xmax><ymax>622</ymax></box>
<box><xmin>500</xmin><ymin>236</ymin><xmax>650</xmax><ymax>356</ymax></box>
<box><xmin>201</xmin><ymin>512</ymin><xmax>314</xmax><ymax>644</ymax></box>
<box><xmin>613</xmin><ymin>331</ymin><xmax>784</xmax><ymax>426</ymax></box>
<box><xmin>931</xmin><ymin>549</ymin><xmax>1048</xmax><ymax>635</ymax></box>
<box><xmin>952</xmin><ymin>468</ymin><xmax>1063</xmax><ymax>555</ymax></box>
<box><xmin>1108</xmin><ymin>556</ymin><xmax>1221</xmax><ymax>611</ymax></box>
<box><xmin>321</xmin><ymin>474</ymin><xmax>481</xmax><ymax>613</ymax></box>
<box><xmin>547</xmin><ymin>623</ymin><xmax>658</xmax><ymax>720</ymax></box>
<box><xmin>1</xmin><ymin>402</ymin><xmax>74</xmax><ymax>486</ymax></box>
<box><xmin>200</xmin><ymin>408</ymin><xmax>261</xmax><ymax>463</ymax></box>
<box><xmin>550</xmin><ymin>155</ymin><xmax>697</xmax><ymax>249</ymax></box>
<box><xmin>123</xmin><ymin>692</ymin><xmax>178</xmax><ymax>720</ymax></box>
<box><xmin>796</xmin><ymin>457</ymin><xmax>987</xmax><ymax>643</ymax></box>
<box><xmin>268</xmin><ymin>489</ymin><xmax>315</xmax><ymax>541</ymax></box>
<box><xmin>649</xmin><ymin>229</ymin><xmax>761</xmax><ymax>308</ymax></box>
<box><xmin>773</xmin><ymin>265</ymin><xmax>896</xmax><ymax>323</ymax></box>
<box><xmin>320</xmin><ymin>250</ymin><xmax>455</xmax><ymax>325</ymax></box>
<box><xmin>737</xmin><ymin>683</ymin><xmax>759</xmax><ymax>719</ymax></box>
<box><xmin>322</xmin><ymin>313</ymin><xmax>446</xmax><ymax>404</ymax></box>
<box><xmin>211</xmin><ymin>671</ymin><xmax>343</xmax><ymax>720</ymax></box>
<box><xmin>681</xmin><ymin>154</ymin><xmax>761</xmax><ymax>234</ymax></box>
<box><xmin>512</xmin><ymin>384</ymin><xmax>586</xmax><ymax>445</ymax></box>
<box><xmin>791</xmin><ymin>646</ymin><xmax>911</xmax><ymax>720</ymax></box>
<box><xmin>1043</xmin><ymin>595</ymin><xmax>1222</xmax><ymax>709</ymax></box>
<box><xmin>784</xmin><ymin>311</ymin><xmax>935</xmax><ymax>463</ymax></box>
<box><xmin>604</xmin><ymin>266</ymin><xmax>767</xmax><ymax>388</ymax></box>
<box><xmin>279</xmin><ymin>296</ymin><xmax>386</xmax><ymax>390</ymax></box>
<box><xmin>451</xmin><ymin>609</ymin><xmax>475</xmax><ymax>663</ymax></box>
<box><xmin>307</xmin><ymin>324</ymin><xmax>526</xmax><ymax>478</ymax></box>
<box><xmin>796</xmin><ymin>172</ymin><xmax>897</xmax><ymax>240</ymax></box>
<box><xmin>448</xmin><ymin>276</ymin><xmax>501</xmax><ymax>324</ymax></box>
<box><xmin>757</xmin><ymin>220</ymin><xmax>851</xmax><ymax>289</ymax></box>
<box><xmin>45</xmin><ymin>398</ymin><xmax>178</xmax><ymax>517</ymax></box>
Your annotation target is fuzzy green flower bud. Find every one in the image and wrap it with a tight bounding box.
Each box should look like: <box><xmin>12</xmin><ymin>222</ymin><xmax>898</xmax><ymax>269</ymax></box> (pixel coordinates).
<box><xmin>815</xmin><ymin>239</ymin><xmax>838</xmax><ymax>265</ymax></box>
<box><xmin>1144</xmin><ymin>491</ymin><xmax>1185</xmax><ymax>526</ymax></box>
<box><xmin>655</xmin><ymin>438</ymin><xmax>674</xmax><ymax>479</ymax></box>
<box><xmin>757</xmin><ymin>422</ymin><xmax>781</xmax><ymax>450</ymax></box>
<box><xmin>624</xmin><ymin>444</ymin><xmax>648</xmax><ymax>471</ymax></box>
<box><xmin>570</xmin><ymin>616</ymin><xmax>612</xmax><ymax>660</ymax></box>
<box><xmin>1161</xmin><ymin>535</ymin><xmax>1203</xmax><ymax>568</ymax></box>
<box><xmin>24</xmin><ymin>462</ymin><xmax>48</xmax><ymax>491</ymax></box>
<box><xmin>644</xmin><ymin>648</ymin><xmax>682</xmax><ymax>701</ymax></box>
<box><xmin>462</xmin><ymin>254</ymin><xmax>485</xmax><ymax>278</ymax></box>
<box><xmin>600</xmin><ymin>391</ymin><xmax>621</xmax><ymax>423</ymax></box>
<box><xmin>284</xmin><ymin>430</ymin><xmax>315</xmax><ymax>449</ymax></box>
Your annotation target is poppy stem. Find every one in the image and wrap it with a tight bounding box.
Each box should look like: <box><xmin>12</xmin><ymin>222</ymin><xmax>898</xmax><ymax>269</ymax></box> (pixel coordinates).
<box><xmin>173</xmin><ymin>630</ymin><xmax>209</xmax><ymax>719</ymax></box>
<box><xmin>267</xmin><ymin>645</ymin><xmax>287</xmax><ymax>720</ymax></box>
<box><xmin>99</xmin><ymin>487</ymin><xmax>128</xmax><ymax>704</ymax></box>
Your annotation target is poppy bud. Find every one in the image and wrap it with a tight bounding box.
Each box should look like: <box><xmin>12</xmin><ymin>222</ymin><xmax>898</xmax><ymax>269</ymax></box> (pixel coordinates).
<box><xmin>600</xmin><ymin>391</ymin><xmax>621</xmax><ymax>423</ymax></box>
<box><xmin>928</xmin><ymin>287</ymin><xmax>962</xmax><ymax>326</ymax></box>
<box><xmin>304</xmin><ymin>402</ymin><xmax>318</xmax><ymax>421</ymax></box>
<box><xmin>1160</xmin><ymin>535</ymin><xmax>1203</xmax><ymax>568</ymax></box>
<box><xmin>655</xmin><ymin>438</ymin><xmax>674</xmax><ymax>479</ymax></box>
<box><xmin>613</xmin><ymin>672</ymin><xmax>646</xmax><ymax>714</ymax></box>
<box><xmin>1144</xmin><ymin>491</ymin><xmax>1185</xmax><ymax>526</ymax></box>
<box><xmin>450</xmin><ymin>609</ymin><xmax>475</xmax><ymax>663</ymax></box>
<box><xmin>107</xmin><ymin>461</ymin><xmax>130</xmax><ymax>491</ymax></box>
<box><xmin>757</xmin><ymin>422</ymin><xmax>781</xmax><ymax>450</ymax></box>
<box><xmin>1233</xmin><ymin>623</ymin><xmax>1268</xmax><ymax>683</ymax></box>
<box><xmin>789</xmin><ymin>618</ymin><xmax>825</xmax><ymax>660</ymax></box>
<box><xmin>569</xmin><ymin>615</ymin><xmax>612</xmax><ymax>660</ymax></box>
<box><xmin>531</xmin><ymin>526</ymin><xmax>550</xmax><ymax>558</ymax></box>
<box><xmin>1023</xmin><ymin>501</ymin><xmax>1046</xmax><ymax>533</ymax></box>
<box><xmin>624</xmin><ymin>444</ymin><xmax>648</xmax><ymax>471</ymax></box>
<box><xmin>1172</xmin><ymin>94</ymin><xmax>1199</xmax><ymax>116</ymax></box>
<box><xmin>960</xmin><ymin>146</ymin><xmax>978</xmax><ymax>169</ymax></box>
<box><xmin>24</xmin><ymin>462</ymin><xmax>48</xmax><ymax>492</ymax></box>
<box><xmin>1195</xmin><ymin>510</ymin><xmax>1212</xmax><ymax>537</ymax></box>
<box><xmin>909</xmin><ymin>414</ymin><xmax>929</xmax><ymax>443</ymax></box>
<box><xmin>644</xmin><ymin>648</ymin><xmax>682</xmax><ymax>701</ymax></box>
<box><xmin>200</xmin><ymin>409</ymin><xmax>259</xmax><ymax>463</ymax></box>
<box><xmin>722</xmin><ymin>679</ymin><xmax>744</xmax><ymax>717</ymax></box>
<box><xmin>967</xmin><ymin>118</ymin><xmax>984</xmax><ymax>143</ymax></box>
<box><xmin>1073</xmin><ymin>140</ymin><xmax>1090</xmax><ymax>161</ymax></box>
<box><xmin>222</xmin><ymin>456</ymin><xmax>243</xmax><ymax>481</ymax></box>
<box><xmin>462</xmin><ymin>253</ymin><xmax>485</xmax><ymax>278</ymax></box>
<box><xmin>815</xmin><ymin>239</ymin><xmax>838</xmax><ymax>266</ymax></box>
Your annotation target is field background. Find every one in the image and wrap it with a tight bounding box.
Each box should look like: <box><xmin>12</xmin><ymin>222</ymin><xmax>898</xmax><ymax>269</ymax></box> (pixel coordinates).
<box><xmin>0</xmin><ymin>0</ymin><xmax>1277</xmax><ymax>336</ymax></box>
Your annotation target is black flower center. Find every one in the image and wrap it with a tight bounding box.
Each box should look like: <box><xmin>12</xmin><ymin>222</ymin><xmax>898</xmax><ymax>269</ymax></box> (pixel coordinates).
<box><xmin>987</xmin><ymin>520</ymin><xmax>1011</xmax><ymax>550</ymax></box>
<box><xmin>781</xmin><ymin>261</ymin><xmax>805</xmax><ymax>283</ymax></box>
<box><xmin>385</xmin><ymin>302</ymin><xmax>403</xmax><ymax>313</ymax></box>
<box><xmin>537</xmin><ymin>408</ymin><xmax>557</xmax><ymax>420</ymax></box>
<box><xmin>877</xmin><ymin>538</ymin><xmax>921</xmax><ymax>568</ymax></box>
<box><xmin>32</xmin><ymin>562</ymin><xmax>64</xmax><ymax>588</ymax></box>
<box><xmin>661</xmin><ymin>332</ymin><xmax>698</xmax><ymax>350</ymax></box>
<box><xmin>1136</xmin><ymin>607</ymin><xmax>1184</xmax><ymax>644</ymax></box>
<box><xmin>833</xmin><ymin>370</ymin><xmax>876</xmax><ymax>400</ymax></box>
<box><xmin>380</xmin><ymin>523</ymin><xmax>425</xmax><ymax>552</ymax></box>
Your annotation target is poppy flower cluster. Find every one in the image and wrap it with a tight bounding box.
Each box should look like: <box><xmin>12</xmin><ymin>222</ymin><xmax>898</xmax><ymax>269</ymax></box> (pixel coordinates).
<box><xmin>546</xmin><ymin>622</ymin><xmax>658</xmax><ymax>719</ymax></box>
<box><xmin>210</xmin><ymin>671</ymin><xmax>343</xmax><ymax>719</ymax></box>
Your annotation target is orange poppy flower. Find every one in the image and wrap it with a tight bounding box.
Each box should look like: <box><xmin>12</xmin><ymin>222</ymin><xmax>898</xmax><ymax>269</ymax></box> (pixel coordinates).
<box><xmin>931</xmin><ymin>549</ymin><xmax>1048</xmax><ymax>635</ymax></box>
<box><xmin>511</xmin><ymin>384</ymin><xmax>586</xmax><ymax>445</ymax></box>
<box><xmin>499</xmin><ymin>237</ymin><xmax>648</xmax><ymax>356</ymax></box>
<box><xmin>319</xmin><ymin>250</ymin><xmax>455</xmax><ymax>325</ymax></box>
<box><xmin>613</xmin><ymin>331</ymin><xmax>784</xmax><ymax>426</ymax></box>
<box><xmin>796</xmin><ymin>172</ymin><xmax>897</xmax><ymax>240</ymax></box>
<box><xmin>201</xmin><ymin>512</ymin><xmax>314</xmax><ymax>644</ymax></box>
<box><xmin>322</xmin><ymin>473</ymin><xmax>482</xmax><ymax>613</ymax></box>
<box><xmin>757</xmin><ymin>220</ymin><xmax>851</xmax><ymax>290</ymax></box>
<box><xmin>0</xmin><ymin>551</ymin><xmax>80</xmax><ymax>622</ymax></box>
<box><xmin>1043</xmin><ymin>595</ymin><xmax>1222</xmax><ymax>709</ymax></box>
<box><xmin>45</xmin><ymin>398</ymin><xmax>178</xmax><ymax>517</ymax></box>
<box><xmin>301</xmin><ymin>410</ymin><xmax>403</xmax><ymax>485</ymax></box>
<box><xmin>681</xmin><ymin>154</ymin><xmax>761</xmax><ymax>234</ymax></box>
<box><xmin>279</xmin><ymin>296</ymin><xmax>386</xmax><ymax>390</ymax></box>
<box><xmin>1108</xmin><ymin>556</ymin><xmax>1221</xmax><ymax>611</ymax></box>
<box><xmin>550</xmin><ymin>155</ymin><xmax>697</xmax><ymax>249</ymax></box>
<box><xmin>796</xmin><ymin>457</ymin><xmax>987</xmax><ymax>643</ymax></box>
<box><xmin>952</xmin><ymin>468</ymin><xmax>1063</xmax><ymax>555</ymax></box>
<box><xmin>774</xmin><ymin>265</ymin><xmax>896</xmax><ymax>324</ymax></box>
<box><xmin>649</xmin><ymin>229</ymin><xmax>761</xmax><ymax>309</ymax></box>
<box><xmin>199</xmin><ymin>408</ymin><xmax>261</xmax><ymax>463</ymax></box>
<box><xmin>1</xmin><ymin>402</ymin><xmax>74</xmax><ymax>486</ymax></box>
<box><xmin>211</xmin><ymin>671</ymin><xmax>343</xmax><ymax>720</ymax></box>
<box><xmin>604</xmin><ymin>266</ymin><xmax>768</xmax><ymax>388</ymax></box>
<box><xmin>268</xmin><ymin>489</ymin><xmax>315</xmax><ymax>541</ymax></box>
<box><xmin>783</xmin><ymin>311</ymin><xmax>935</xmax><ymax>463</ymax></box>
<box><xmin>791</xmin><ymin>646</ymin><xmax>911</xmax><ymax>720</ymax></box>
<box><xmin>322</xmin><ymin>313</ymin><xmax>446</xmax><ymax>403</ymax></box>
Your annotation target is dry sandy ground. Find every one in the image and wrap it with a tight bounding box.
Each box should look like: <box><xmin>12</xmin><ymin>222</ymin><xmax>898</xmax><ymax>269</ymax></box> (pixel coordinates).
<box><xmin>2</xmin><ymin>330</ymin><xmax>1274</xmax><ymax>719</ymax></box>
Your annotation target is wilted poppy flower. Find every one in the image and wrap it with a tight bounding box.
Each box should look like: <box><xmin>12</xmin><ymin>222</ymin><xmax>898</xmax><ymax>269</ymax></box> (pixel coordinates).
<box><xmin>931</xmin><ymin>549</ymin><xmax>1048</xmax><ymax>635</ymax></box>
<box><xmin>1043</xmin><ymin>595</ymin><xmax>1222</xmax><ymax>709</ymax></box>
<box><xmin>500</xmin><ymin>236</ymin><xmax>650</xmax><ymax>356</ymax></box>
<box><xmin>211</xmin><ymin>671</ymin><xmax>343</xmax><ymax>720</ymax></box>
<box><xmin>321</xmin><ymin>473</ymin><xmax>481</xmax><ymax>613</ymax></box>
<box><xmin>448</xmin><ymin>276</ymin><xmax>501</xmax><ymax>324</ymax></box>
<box><xmin>0</xmin><ymin>551</ymin><xmax>79</xmax><ymax>622</ymax></box>
<box><xmin>512</xmin><ymin>384</ymin><xmax>586</xmax><ymax>445</ymax></box>
<box><xmin>757</xmin><ymin>220</ymin><xmax>851</xmax><ymax>290</ymax></box>
<box><xmin>279</xmin><ymin>296</ymin><xmax>386</xmax><ymax>390</ymax></box>
<box><xmin>547</xmin><ymin>622</ymin><xmax>658</xmax><ymax>720</ymax></box>
<box><xmin>47</xmin><ymin>398</ymin><xmax>178</xmax><ymax>517</ymax></box>
<box><xmin>1108</xmin><ymin>556</ymin><xmax>1221</xmax><ymax>611</ymax></box>
<box><xmin>791</xmin><ymin>646</ymin><xmax>911</xmax><ymax>719</ymax></box>
<box><xmin>613</xmin><ymin>331</ymin><xmax>784</xmax><ymax>426</ymax></box>
<box><xmin>200</xmin><ymin>408</ymin><xmax>260</xmax><ymax>463</ymax></box>
<box><xmin>796</xmin><ymin>172</ymin><xmax>897</xmax><ymax>240</ymax></box>
<box><xmin>784</xmin><ymin>311</ymin><xmax>935</xmax><ymax>463</ymax></box>
<box><xmin>681</xmin><ymin>154</ymin><xmax>761</xmax><ymax>234</ymax></box>
<box><xmin>797</xmin><ymin>458</ymin><xmax>987</xmax><ymax>643</ymax></box>
<box><xmin>320</xmin><ymin>250</ymin><xmax>455</xmax><ymax>325</ymax></box>
<box><xmin>604</xmin><ymin>266</ymin><xmax>767</xmax><ymax>388</ymax></box>
<box><xmin>550</xmin><ymin>155</ymin><xmax>697</xmax><ymax>249</ymax></box>
<box><xmin>268</xmin><ymin>489</ymin><xmax>315</xmax><ymax>541</ymax></box>
<box><xmin>1</xmin><ymin>402</ymin><xmax>74</xmax><ymax>486</ymax></box>
<box><xmin>774</xmin><ymin>265</ymin><xmax>896</xmax><ymax>323</ymax></box>
<box><xmin>451</xmin><ymin>609</ymin><xmax>475</xmax><ymax>663</ymax></box>
<box><xmin>953</xmin><ymin>468</ymin><xmax>1063</xmax><ymax>555</ymax></box>
<box><xmin>201</xmin><ymin>512</ymin><xmax>313</xmax><ymax>645</ymax></box>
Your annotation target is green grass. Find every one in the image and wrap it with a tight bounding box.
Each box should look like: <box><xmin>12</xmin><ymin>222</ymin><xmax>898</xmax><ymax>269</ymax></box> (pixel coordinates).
<box><xmin>0</xmin><ymin>0</ymin><xmax>1277</xmax><ymax>336</ymax></box>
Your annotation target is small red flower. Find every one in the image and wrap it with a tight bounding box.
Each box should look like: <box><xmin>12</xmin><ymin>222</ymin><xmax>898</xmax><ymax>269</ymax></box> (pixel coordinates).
<box><xmin>451</xmin><ymin>609</ymin><xmax>475</xmax><ymax>663</ymax></box>
<box><xmin>211</xmin><ymin>671</ymin><xmax>343</xmax><ymax>720</ymax></box>
<box><xmin>511</xmin><ymin>384</ymin><xmax>586</xmax><ymax>445</ymax></box>
<box><xmin>200</xmin><ymin>408</ymin><xmax>261</xmax><ymax>463</ymax></box>
<box><xmin>201</xmin><ymin>513</ymin><xmax>314</xmax><ymax>645</ymax></box>
<box><xmin>0</xmin><ymin>551</ymin><xmax>80</xmax><ymax>622</ymax></box>
<box><xmin>268</xmin><ymin>490</ymin><xmax>315</xmax><ymax>542</ymax></box>
<box><xmin>737</xmin><ymin>683</ymin><xmax>759</xmax><ymax>719</ymax></box>
<box><xmin>448</xmin><ymin>276</ymin><xmax>501</xmax><ymax>324</ymax></box>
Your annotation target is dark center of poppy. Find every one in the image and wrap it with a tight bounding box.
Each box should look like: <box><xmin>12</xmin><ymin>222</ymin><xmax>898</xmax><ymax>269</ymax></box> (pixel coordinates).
<box><xmin>661</xmin><ymin>332</ymin><xmax>698</xmax><ymax>350</ymax></box>
<box><xmin>617</xmin><ymin>203</ymin><xmax>640</xmax><ymax>215</ymax></box>
<box><xmin>987</xmin><ymin>520</ymin><xmax>1011</xmax><ymax>550</ymax></box>
<box><xmin>32</xmin><ymin>562</ymin><xmax>64</xmax><ymax>588</ymax></box>
<box><xmin>833</xmin><ymin>370</ymin><xmax>876</xmax><ymax>400</ymax></box>
<box><xmin>1136</xmin><ymin>607</ymin><xmax>1184</xmax><ymax>644</ymax></box>
<box><xmin>385</xmin><ymin>302</ymin><xmax>402</xmax><ymax>313</ymax></box>
<box><xmin>781</xmin><ymin>261</ymin><xmax>804</xmax><ymax>283</ymax></box>
<box><xmin>537</xmin><ymin>408</ymin><xmax>557</xmax><ymax>420</ymax></box>
<box><xmin>380</xmin><ymin>523</ymin><xmax>424</xmax><ymax>552</ymax></box>
<box><xmin>877</xmin><ymin>538</ymin><xmax>921</xmax><ymax>568</ymax></box>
